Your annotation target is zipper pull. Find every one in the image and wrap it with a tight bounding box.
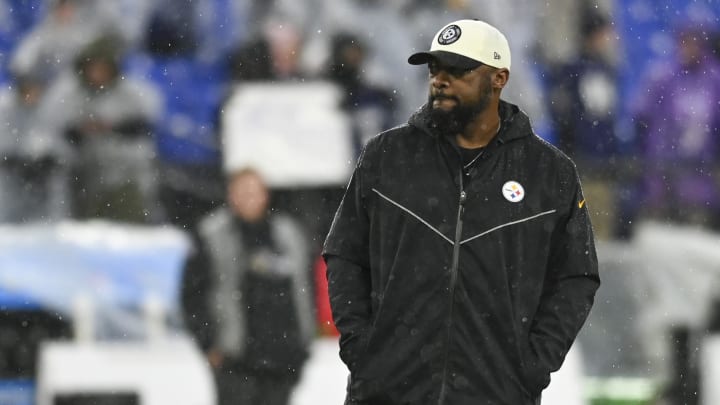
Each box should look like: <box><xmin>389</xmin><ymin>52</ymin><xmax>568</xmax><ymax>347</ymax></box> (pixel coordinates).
<box><xmin>459</xmin><ymin>190</ymin><xmax>467</xmax><ymax>205</ymax></box>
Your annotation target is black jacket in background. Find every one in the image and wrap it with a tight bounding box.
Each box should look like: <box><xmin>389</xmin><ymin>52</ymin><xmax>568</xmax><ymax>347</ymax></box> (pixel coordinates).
<box><xmin>181</xmin><ymin>209</ymin><xmax>313</xmax><ymax>376</ymax></box>
<box><xmin>323</xmin><ymin>100</ymin><xmax>600</xmax><ymax>405</ymax></box>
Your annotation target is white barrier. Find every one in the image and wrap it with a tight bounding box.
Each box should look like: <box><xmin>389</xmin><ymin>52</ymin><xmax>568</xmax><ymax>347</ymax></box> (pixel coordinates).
<box><xmin>35</xmin><ymin>336</ymin><xmax>216</xmax><ymax>405</ymax></box>
<box><xmin>701</xmin><ymin>335</ymin><xmax>720</xmax><ymax>405</ymax></box>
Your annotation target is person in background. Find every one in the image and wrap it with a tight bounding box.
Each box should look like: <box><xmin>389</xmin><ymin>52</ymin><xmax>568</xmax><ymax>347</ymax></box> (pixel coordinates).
<box><xmin>34</xmin><ymin>34</ymin><xmax>164</xmax><ymax>223</ymax></box>
<box><xmin>181</xmin><ymin>167</ymin><xmax>314</xmax><ymax>405</ymax></box>
<box><xmin>546</xmin><ymin>9</ymin><xmax>633</xmax><ymax>239</ymax></box>
<box><xmin>222</xmin><ymin>18</ymin><xmax>338</xmax><ymax>258</ymax></box>
<box><xmin>549</xmin><ymin>10</ymin><xmax>618</xmax><ymax>159</ymax></box>
<box><xmin>323</xmin><ymin>19</ymin><xmax>599</xmax><ymax>404</ymax></box>
<box><xmin>299</xmin><ymin>0</ymin><xmax>416</xmax><ymax>123</ymax></box>
<box><xmin>631</xmin><ymin>18</ymin><xmax>720</xmax><ymax>229</ymax></box>
<box><xmin>9</xmin><ymin>0</ymin><xmax>123</xmax><ymax>83</ymax></box>
<box><xmin>0</xmin><ymin>73</ymin><xmax>70</xmax><ymax>223</ymax></box>
<box><xmin>324</xmin><ymin>32</ymin><xmax>397</xmax><ymax>156</ymax></box>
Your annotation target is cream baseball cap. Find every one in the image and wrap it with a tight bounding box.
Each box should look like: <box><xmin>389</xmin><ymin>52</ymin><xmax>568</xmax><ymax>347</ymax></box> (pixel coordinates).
<box><xmin>408</xmin><ymin>19</ymin><xmax>511</xmax><ymax>71</ymax></box>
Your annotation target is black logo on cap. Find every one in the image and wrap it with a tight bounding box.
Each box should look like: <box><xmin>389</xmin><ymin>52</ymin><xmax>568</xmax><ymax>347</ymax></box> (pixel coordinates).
<box><xmin>494</xmin><ymin>52</ymin><xmax>501</xmax><ymax>60</ymax></box>
<box><xmin>438</xmin><ymin>25</ymin><xmax>461</xmax><ymax>45</ymax></box>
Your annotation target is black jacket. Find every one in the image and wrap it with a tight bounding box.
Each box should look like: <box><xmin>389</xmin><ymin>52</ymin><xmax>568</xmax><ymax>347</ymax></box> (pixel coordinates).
<box><xmin>323</xmin><ymin>101</ymin><xmax>600</xmax><ymax>405</ymax></box>
<box><xmin>181</xmin><ymin>209</ymin><xmax>314</xmax><ymax>375</ymax></box>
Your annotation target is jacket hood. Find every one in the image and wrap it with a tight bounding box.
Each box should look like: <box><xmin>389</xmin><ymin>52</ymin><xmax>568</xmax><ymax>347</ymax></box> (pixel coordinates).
<box><xmin>408</xmin><ymin>99</ymin><xmax>534</xmax><ymax>145</ymax></box>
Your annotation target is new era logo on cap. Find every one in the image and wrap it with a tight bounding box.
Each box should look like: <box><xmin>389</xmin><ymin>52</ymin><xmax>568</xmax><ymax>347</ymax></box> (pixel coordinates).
<box><xmin>408</xmin><ymin>19</ymin><xmax>511</xmax><ymax>71</ymax></box>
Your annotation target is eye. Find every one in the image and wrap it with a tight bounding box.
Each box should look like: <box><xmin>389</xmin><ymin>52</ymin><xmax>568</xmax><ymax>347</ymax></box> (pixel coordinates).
<box><xmin>428</xmin><ymin>64</ymin><xmax>473</xmax><ymax>78</ymax></box>
<box><xmin>447</xmin><ymin>66</ymin><xmax>471</xmax><ymax>77</ymax></box>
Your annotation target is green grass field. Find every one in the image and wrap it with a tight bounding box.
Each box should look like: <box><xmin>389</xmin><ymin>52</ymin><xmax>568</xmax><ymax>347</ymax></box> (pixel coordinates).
<box><xmin>585</xmin><ymin>377</ymin><xmax>659</xmax><ymax>405</ymax></box>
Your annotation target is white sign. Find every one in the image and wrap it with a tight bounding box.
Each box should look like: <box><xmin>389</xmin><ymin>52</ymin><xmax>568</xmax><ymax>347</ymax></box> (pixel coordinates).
<box><xmin>222</xmin><ymin>81</ymin><xmax>354</xmax><ymax>188</ymax></box>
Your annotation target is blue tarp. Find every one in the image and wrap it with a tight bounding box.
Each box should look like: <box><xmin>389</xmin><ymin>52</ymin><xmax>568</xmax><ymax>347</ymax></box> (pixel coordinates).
<box><xmin>0</xmin><ymin>221</ymin><xmax>191</xmax><ymax>339</ymax></box>
<box><xmin>0</xmin><ymin>379</ymin><xmax>34</xmax><ymax>405</ymax></box>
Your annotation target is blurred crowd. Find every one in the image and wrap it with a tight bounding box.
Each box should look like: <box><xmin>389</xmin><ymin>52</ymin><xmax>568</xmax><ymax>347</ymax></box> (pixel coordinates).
<box><xmin>1</xmin><ymin>0</ymin><xmax>720</xmax><ymax>403</ymax></box>
<box><xmin>0</xmin><ymin>0</ymin><xmax>717</xmax><ymax>243</ymax></box>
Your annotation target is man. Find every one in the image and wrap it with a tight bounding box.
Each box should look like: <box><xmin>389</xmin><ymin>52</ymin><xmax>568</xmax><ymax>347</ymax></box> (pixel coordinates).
<box><xmin>35</xmin><ymin>34</ymin><xmax>163</xmax><ymax>222</ymax></box>
<box><xmin>546</xmin><ymin>9</ymin><xmax>629</xmax><ymax>239</ymax></box>
<box><xmin>0</xmin><ymin>73</ymin><xmax>68</xmax><ymax>223</ymax></box>
<box><xmin>323</xmin><ymin>19</ymin><xmax>600</xmax><ymax>405</ymax></box>
<box><xmin>181</xmin><ymin>168</ymin><xmax>314</xmax><ymax>405</ymax></box>
<box><xmin>630</xmin><ymin>19</ymin><xmax>720</xmax><ymax>229</ymax></box>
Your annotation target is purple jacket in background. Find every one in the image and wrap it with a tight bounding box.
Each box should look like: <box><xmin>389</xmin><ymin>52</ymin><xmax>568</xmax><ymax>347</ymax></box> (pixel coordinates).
<box><xmin>631</xmin><ymin>54</ymin><xmax>720</xmax><ymax>210</ymax></box>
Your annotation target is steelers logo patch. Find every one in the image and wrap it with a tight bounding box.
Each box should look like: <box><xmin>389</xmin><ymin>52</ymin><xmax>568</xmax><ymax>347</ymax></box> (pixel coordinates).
<box><xmin>438</xmin><ymin>25</ymin><xmax>461</xmax><ymax>45</ymax></box>
<box><xmin>502</xmin><ymin>181</ymin><xmax>525</xmax><ymax>203</ymax></box>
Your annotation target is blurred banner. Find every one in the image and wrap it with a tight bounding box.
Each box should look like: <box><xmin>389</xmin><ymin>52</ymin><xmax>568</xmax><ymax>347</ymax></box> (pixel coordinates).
<box><xmin>0</xmin><ymin>221</ymin><xmax>191</xmax><ymax>340</ymax></box>
<box><xmin>222</xmin><ymin>81</ymin><xmax>354</xmax><ymax>187</ymax></box>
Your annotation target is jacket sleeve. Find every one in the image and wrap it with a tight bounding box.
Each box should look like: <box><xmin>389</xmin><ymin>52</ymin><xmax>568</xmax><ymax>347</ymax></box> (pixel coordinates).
<box><xmin>272</xmin><ymin>216</ymin><xmax>316</xmax><ymax>351</ymax></box>
<box><xmin>180</xmin><ymin>236</ymin><xmax>215</xmax><ymax>352</ymax></box>
<box><xmin>525</xmin><ymin>166</ymin><xmax>600</xmax><ymax>395</ymax></box>
<box><xmin>322</xmin><ymin>149</ymin><xmax>374</xmax><ymax>371</ymax></box>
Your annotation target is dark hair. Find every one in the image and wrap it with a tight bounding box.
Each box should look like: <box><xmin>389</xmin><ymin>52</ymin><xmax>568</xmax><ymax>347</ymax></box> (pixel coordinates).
<box><xmin>580</xmin><ymin>9</ymin><xmax>610</xmax><ymax>39</ymax></box>
<box><xmin>326</xmin><ymin>32</ymin><xmax>366</xmax><ymax>89</ymax></box>
<box><xmin>330</xmin><ymin>32</ymin><xmax>365</xmax><ymax>61</ymax></box>
<box><xmin>73</xmin><ymin>34</ymin><xmax>124</xmax><ymax>77</ymax></box>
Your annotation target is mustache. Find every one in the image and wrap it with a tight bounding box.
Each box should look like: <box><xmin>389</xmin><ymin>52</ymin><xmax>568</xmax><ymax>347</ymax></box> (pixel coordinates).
<box><xmin>430</xmin><ymin>93</ymin><xmax>459</xmax><ymax>103</ymax></box>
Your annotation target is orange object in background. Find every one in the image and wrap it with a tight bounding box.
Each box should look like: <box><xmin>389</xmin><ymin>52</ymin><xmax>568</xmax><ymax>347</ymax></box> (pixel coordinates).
<box><xmin>314</xmin><ymin>256</ymin><xmax>339</xmax><ymax>336</ymax></box>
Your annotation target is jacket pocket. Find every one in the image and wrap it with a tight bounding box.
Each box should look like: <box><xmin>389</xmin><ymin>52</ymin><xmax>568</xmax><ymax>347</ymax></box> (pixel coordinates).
<box><xmin>339</xmin><ymin>293</ymin><xmax>387</xmax><ymax>375</ymax></box>
<box><xmin>518</xmin><ymin>338</ymin><xmax>551</xmax><ymax>397</ymax></box>
<box><xmin>339</xmin><ymin>328</ymin><xmax>371</xmax><ymax>372</ymax></box>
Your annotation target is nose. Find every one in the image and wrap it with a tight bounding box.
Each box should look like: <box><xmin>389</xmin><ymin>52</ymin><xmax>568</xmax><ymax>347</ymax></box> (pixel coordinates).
<box><xmin>431</xmin><ymin>71</ymin><xmax>450</xmax><ymax>90</ymax></box>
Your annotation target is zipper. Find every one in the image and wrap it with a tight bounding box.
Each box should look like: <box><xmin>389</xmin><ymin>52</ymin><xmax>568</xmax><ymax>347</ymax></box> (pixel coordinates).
<box><xmin>437</xmin><ymin>182</ymin><xmax>466</xmax><ymax>405</ymax></box>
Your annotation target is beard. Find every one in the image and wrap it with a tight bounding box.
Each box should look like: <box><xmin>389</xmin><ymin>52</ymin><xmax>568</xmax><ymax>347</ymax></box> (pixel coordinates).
<box><xmin>427</xmin><ymin>79</ymin><xmax>492</xmax><ymax>135</ymax></box>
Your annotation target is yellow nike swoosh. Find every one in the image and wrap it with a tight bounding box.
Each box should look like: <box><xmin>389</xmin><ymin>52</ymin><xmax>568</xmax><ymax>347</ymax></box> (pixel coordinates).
<box><xmin>578</xmin><ymin>199</ymin><xmax>586</xmax><ymax>209</ymax></box>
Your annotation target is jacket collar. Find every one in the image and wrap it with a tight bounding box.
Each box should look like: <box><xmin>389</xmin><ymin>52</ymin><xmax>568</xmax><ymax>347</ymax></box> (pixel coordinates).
<box><xmin>408</xmin><ymin>99</ymin><xmax>534</xmax><ymax>146</ymax></box>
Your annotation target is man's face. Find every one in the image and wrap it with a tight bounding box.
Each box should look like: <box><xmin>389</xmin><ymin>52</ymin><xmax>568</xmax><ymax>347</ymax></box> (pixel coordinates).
<box><xmin>427</xmin><ymin>59</ymin><xmax>494</xmax><ymax>134</ymax></box>
<box><xmin>18</xmin><ymin>81</ymin><xmax>43</xmax><ymax>107</ymax></box>
<box><xmin>228</xmin><ymin>171</ymin><xmax>270</xmax><ymax>222</ymax></box>
<box><xmin>82</xmin><ymin>60</ymin><xmax>116</xmax><ymax>90</ymax></box>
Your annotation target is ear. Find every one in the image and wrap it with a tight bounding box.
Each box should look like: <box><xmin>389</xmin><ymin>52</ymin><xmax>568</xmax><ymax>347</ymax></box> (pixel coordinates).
<box><xmin>492</xmin><ymin>69</ymin><xmax>509</xmax><ymax>90</ymax></box>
